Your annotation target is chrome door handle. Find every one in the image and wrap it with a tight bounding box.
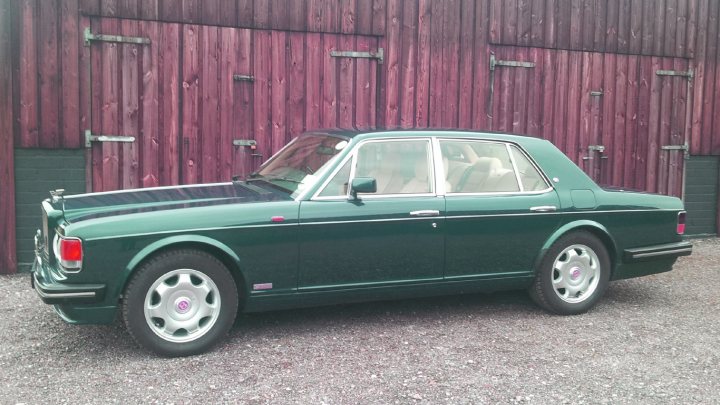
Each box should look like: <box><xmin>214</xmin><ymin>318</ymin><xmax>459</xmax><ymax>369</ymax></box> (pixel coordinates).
<box><xmin>530</xmin><ymin>205</ymin><xmax>557</xmax><ymax>212</ymax></box>
<box><xmin>410</xmin><ymin>210</ymin><xmax>440</xmax><ymax>217</ymax></box>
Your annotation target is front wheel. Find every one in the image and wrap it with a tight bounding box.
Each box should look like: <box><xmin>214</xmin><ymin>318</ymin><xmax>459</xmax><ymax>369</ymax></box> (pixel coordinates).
<box><xmin>122</xmin><ymin>249</ymin><xmax>239</xmax><ymax>357</ymax></box>
<box><xmin>529</xmin><ymin>232</ymin><xmax>611</xmax><ymax>315</ymax></box>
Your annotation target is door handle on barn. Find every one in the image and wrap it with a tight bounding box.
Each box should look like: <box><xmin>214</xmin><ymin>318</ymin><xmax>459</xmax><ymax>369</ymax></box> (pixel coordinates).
<box><xmin>409</xmin><ymin>210</ymin><xmax>440</xmax><ymax>217</ymax></box>
<box><xmin>530</xmin><ymin>206</ymin><xmax>557</xmax><ymax>212</ymax></box>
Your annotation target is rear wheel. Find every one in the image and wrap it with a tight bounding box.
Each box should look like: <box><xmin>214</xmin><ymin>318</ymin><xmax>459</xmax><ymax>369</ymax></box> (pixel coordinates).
<box><xmin>122</xmin><ymin>249</ymin><xmax>238</xmax><ymax>357</ymax></box>
<box><xmin>529</xmin><ymin>232</ymin><xmax>610</xmax><ymax>315</ymax></box>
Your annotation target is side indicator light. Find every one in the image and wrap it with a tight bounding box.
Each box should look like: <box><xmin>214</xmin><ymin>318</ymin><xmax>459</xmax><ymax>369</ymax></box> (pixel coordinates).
<box><xmin>677</xmin><ymin>211</ymin><xmax>686</xmax><ymax>235</ymax></box>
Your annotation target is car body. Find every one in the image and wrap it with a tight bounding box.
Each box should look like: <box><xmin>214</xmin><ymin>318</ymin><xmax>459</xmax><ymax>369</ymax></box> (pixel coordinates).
<box><xmin>31</xmin><ymin>130</ymin><xmax>692</xmax><ymax>356</ymax></box>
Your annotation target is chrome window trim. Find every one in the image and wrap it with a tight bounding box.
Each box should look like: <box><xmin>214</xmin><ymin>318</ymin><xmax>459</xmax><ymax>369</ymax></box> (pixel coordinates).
<box><xmin>431</xmin><ymin>137</ymin><xmax>447</xmax><ymax>195</ymax></box>
<box><xmin>438</xmin><ymin>138</ymin><xmax>554</xmax><ymax>196</ymax></box>
<box><xmin>505</xmin><ymin>143</ymin><xmax>524</xmax><ymax>192</ymax></box>
<box><xmin>65</xmin><ymin>182</ymin><xmax>235</xmax><ymax>199</ymax></box>
<box><xmin>310</xmin><ymin>137</ymin><xmax>436</xmax><ymax>200</ymax></box>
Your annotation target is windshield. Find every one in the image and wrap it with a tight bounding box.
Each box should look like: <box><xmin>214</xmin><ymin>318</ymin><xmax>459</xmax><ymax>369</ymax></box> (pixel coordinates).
<box><xmin>250</xmin><ymin>134</ymin><xmax>349</xmax><ymax>198</ymax></box>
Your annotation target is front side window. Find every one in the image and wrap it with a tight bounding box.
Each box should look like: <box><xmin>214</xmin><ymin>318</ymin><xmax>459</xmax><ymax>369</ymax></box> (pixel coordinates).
<box><xmin>251</xmin><ymin>134</ymin><xmax>349</xmax><ymax>198</ymax></box>
<box><xmin>318</xmin><ymin>139</ymin><xmax>434</xmax><ymax>197</ymax></box>
<box><xmin>440</xmin><ymin>140</ymin><xmax>520</xmax><ymax>193</ymax></box>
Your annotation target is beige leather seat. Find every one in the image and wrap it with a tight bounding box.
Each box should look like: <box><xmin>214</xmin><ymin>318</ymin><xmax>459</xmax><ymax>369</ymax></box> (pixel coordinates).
<box><xmin>366</xmin><ymin>152</ymin><xmax>405</xmax><ymax>194</ymax></box>
<box><xmin>400</xmin><ymin>159</ymin><xmax>431</xmax><ymax>193</ymax></box>
<box><xmin>457</xmin><ymin>157</ymin><xmax>502</xmax><ymax>192</ymax></box>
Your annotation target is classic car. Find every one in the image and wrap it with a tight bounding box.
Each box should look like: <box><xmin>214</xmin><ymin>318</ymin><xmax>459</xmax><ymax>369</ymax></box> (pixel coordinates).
<box><xmin>31</xmin><ymin>130</ymin><xmax>692</xmax><ymax>356</ymax></box>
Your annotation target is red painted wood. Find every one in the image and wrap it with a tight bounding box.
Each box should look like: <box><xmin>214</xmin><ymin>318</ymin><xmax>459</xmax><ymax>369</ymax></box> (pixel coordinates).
<box><xmin>372</xmin><ymin>0</ymin><xmax>386</xmax><ymax>36</ymax></box>
<box><xmin>517</xmin><ymin>0</ymin><xmax>531</xmax><ymax>46</ymax></box>
<box><xmin>15</xmin><ymin>0</ymin><xmax>40</xmax><ymax>148</ymax></box>
<box><xmin>100</xmin><ymin>17</ymin><xmax>120</xmax><ymax>190</ymax></box>
<box><xmin>201</xmin><ymin>25</ymin><xmax>220</xmax><ymax>183</ymax></box>
<box><xmin>120</xmin><ymin>18</ymin><xmax>140</xmax><ymax>189</ymax></box>
<box><xmin>233</xmin><ymin>28</ymin><xmax>254</xmax><ymax>177</ymax></box>
<box><xmin>354</xmin><ymin>35</ymin><xmax>371</xmax><ymax>128</ymax></box>
<box><xmin>511</xmin><ymin>47</ymin><xmax>529</xmax><ymax>134</ymax></box>
<box><xmin>383</xmin><ymin>0</ymin><xmax>400</xmax><ymax>128</ymax></box>
<box><xmin>653</xmin><ymin>1</ymin><xmax>667</xmax><ymax>57</ymax></box>
<box><xmin>543</xmin><ymin>0</ymin><xmax>556</xmax><ymax>48</ymax></box>
<box><xmin>539</xmin><ymin>49</ymin><xmax>555</xmax><ymax>142</ymax></box>
<box><xmin>530</xmin><ymin>0</ymin><xmax>544</xmax><ymax>47</ymax></box>
<box><xmin>356</xmin><ymin>0</ymin><xmax>372</xmax><ymax>34</ymax></box>
<box><xmin>253</xmin><ymin>30</ymin><xmax>271</xmax><ymax>161</ymax></box>
<box><xmin>321</xmin><ymin>33</ymin><xmax>338</xmax><ymax>128</ymax></box>
<box><xmin>0</xmin><ymin>0</ymin><xmax>17</xmax><ymax>274</ymax></box>
<box><xmin>565</xmin><ymin>51</ymin><xmax>582</xmax><ymax>160</ymax></box>
<box><xmin>181</xmin><ymin>24</ymin><xmax>200</xmax><ymax>184</ymax></box>
<box><xmin>488</xmin><ymin>0</ymin><xmax>501</xmax><ymax>44</ymax></box>
<box><xmin>61</xmin><ymin>0</ymin><xmax>81</xmax><ymax>148</ymax></box>
<box><xmin>236</xmin><ymin>0</ymin><xmax>253</xmax><ymax>27</ymax></box>
<box><xmin>339</xmin><ymin>33</ymin><xmax>356</xmax><ymax>128</ymax></box>
<box><xmin>139</xmin><ymin>0</ymin><xmax>158</xmax><ymax>20</ymax></box>
<box><xmin>399</xmin><ymin>0</ymin><xmax>418</xmax><ymax>128</ymax></box>
<box><xmin>117</xmin><ymin>0</ymin><xmax>138</xmax><ymax>18</ymax></box>
<box><xmin>581</xmin><ymin>0</ymin><xmax>594</xmax><ymax>51</ymax></box>
<box><xmin>502</xmin><ymin>0</ymin><xmax>517</xmax><ymax>45</ymax></box>
<box><xmin>100</xmin><ymin>0</ymin><xmax>117</xmax><ymax>16</ymax></box>
<box><xmin>665</xmin><ymin>0</ymin><xmax>678</xmax><ymax>56</ymax></box>
<box><xmin>700</xmin><ymin>0</ymin><xmax>719</xmax><ymax>155</ymax></box>
<box><xmin>304</xmin><ymin>33</ymin><xmax>322</xmax><ymax>131</ymax></box>
<box><xmin>646</xmin><ymin>57</ymin><xmax>663</xmax><ymax>193</ymax></box>
<box><xmin>79</xmin><ymin>15</ymin><xmax>92</xmax><ymax>191</ymax></box>
<box><xmin>569</xmin><ymin>0</ymin><xmax>582</xmax><ymax>50</ymax></box>
<box><xmin>270</xmin><ymin>31</ymin><xmax>287</xmax><ymax>152</ymax></box>
<box><xmin>140</xmin><ymin>21</ymin><xmax>160</xmax><ymax>188</ymax></box>
<box><xmin>442</xmin><ymin>0</ymin><xmax>460</xmax><ymax>128</ymax></box>
<box><xmin>616</xmin><ymin>0</ymin><xmax>630</xmax><ymax>53</ymax></box>
<box><xmin>635</xmin><ymin>56</ymin><xmax>652</xmax><ymax>191</ymax></box>
<box><xmin>670</xmin><ymin>58</ymin><xmax>688</xmax><ymax>197</ymax></box>
<box><xmin>578</xmin><ymin>51</ymin><xmax>592</xmax><ymax>173</ymax></box>
<box><xmin>690</xmin><ymin>0</ymin><xmax>708</xmax><ymax>155</ymax></box>
<box><xmin>218</xmin><ymin>27</ymin><xmax>235</xmax><ymax>181</ymax></box>
<box><xmin>200</xmin><ymin>0</ymin><xmax>221</xmax><ymax>26</ymax></box>
<box><xmin>38</xmin><ymin>0</ymin><xmax>60</xmax><ymax>148</ymax></box>
<box><xmin>158</xmin><ymin>0</ymin><xmax>182</xmax><ymax>21</ymax></box>
<box><xmin>611</xmin><ymin>54</ymin><xmax>627</xmax><ymax>187</ymax></box>
<box><xmin>555</xmin><ymin>0</ymin><xmax>571</xmax><ymax>49</ymax></box>
<box><xmin>182</xmin><ymin>0</ymin><xmax>200</xmax><ymax>23</ymax></box>
<box><xmin>457</xmin><ymin>0</ymin><xmax>474</xmax><ymax>129</ymax></box>
<box><xmin>287</xmin><ymin>33</ymin><xmax>306</xmax><ymax>137</ymax></box>
<box><xmin>686</xmin><ymin>0</ymin><xmax>698</xmax><ymax>58</ymax></box>
<box><xmin>79</xmin><ymin>0</ymin><xmax>100</xmax><ymax>15</ymax></box>
<box><xmin>525</xmin><ymin>47</ymin><xmax>542</xmax><ymax>136</ymax></box>
<box><xmin>340</xmin><ymin>0</ymin><xmax>356</xmax><ymax>33</ymax></box>
<box><xmin>605</xmin><ymin>0</ymin><xmax>618</xmax><ymax>53</ymax></box>
<box><xmin>623</xmin><ymin>55</ymin><xmax>639</xmax><ymax>189</ymax></box>
<box><xmin>161</xmin><ymin>23</ymin><xmax>181</xmax><ymax>185</ymax></box>
<box><xmin>270</xmin><ymin>0</ymin><xmax>288</xmax><ymax>31</ymax></box>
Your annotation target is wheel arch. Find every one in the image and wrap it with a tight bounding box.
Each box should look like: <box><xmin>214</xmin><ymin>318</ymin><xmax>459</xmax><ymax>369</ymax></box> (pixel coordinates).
<box><xmin>535</xmin><ymin>220</ymin><xmax>619</xmax><ymax>277</ymax></box>
<box><xmin>121</xmin><ymin>235</ymin><xmax>249</xmax><ymax>304</ymax></box>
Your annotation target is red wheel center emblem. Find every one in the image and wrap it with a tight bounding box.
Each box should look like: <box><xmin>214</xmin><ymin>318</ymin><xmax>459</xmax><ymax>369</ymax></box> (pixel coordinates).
<box><xmin>571</xmin><ymin>268</ymin><xmax>582</xmax><ymax>280</ymax></box>
<box><xmin>177</xmin><ymin>300</ymin><xmax>190</xmax><ymax>313</ymax></box>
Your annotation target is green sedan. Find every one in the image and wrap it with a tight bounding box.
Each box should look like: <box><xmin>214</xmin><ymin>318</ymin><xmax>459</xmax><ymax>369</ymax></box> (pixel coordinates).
<box><xmin>31</xmin><ymin>130</ymin><xmax>692</xmax><ymax>356</ymax></box>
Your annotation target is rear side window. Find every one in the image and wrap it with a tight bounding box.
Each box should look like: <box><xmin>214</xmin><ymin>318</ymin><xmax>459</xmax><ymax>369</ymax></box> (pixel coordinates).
<box><xmin>509</xmin><ymin>145</ymin><xmax>549</xmax><ymax>192</ymax></box>
<box><xmin>440</xmin><ymin>140</ymin><xmax>520</xmax><ymax>193</ymax></box>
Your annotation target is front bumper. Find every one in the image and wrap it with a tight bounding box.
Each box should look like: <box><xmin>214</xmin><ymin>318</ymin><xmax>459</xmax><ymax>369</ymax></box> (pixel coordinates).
<box><xmin>31</xmin><ymin>256</ymin><xmax>106</xmax><ymax>305</ymax></box>
<box><xmin>623</xmin><ymin>241</ymin><xmax>693</xmax><ymax>262</ymax></box>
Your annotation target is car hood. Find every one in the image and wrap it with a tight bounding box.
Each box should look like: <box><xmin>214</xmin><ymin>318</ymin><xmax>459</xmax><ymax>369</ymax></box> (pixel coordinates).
<box><xmin>61</xmin><ymin>182</ymin><xmax>291</xmax><ymax>224</ymax></box>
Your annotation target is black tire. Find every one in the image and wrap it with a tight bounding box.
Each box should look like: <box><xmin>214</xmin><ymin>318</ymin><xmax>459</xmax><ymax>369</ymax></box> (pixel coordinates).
<box><xmin>122</xmin><ymin>249</ymin><xmax>239</xmax><ymax>357</ymax></box>
<box><xmin>529</xmin><ymin>231</ymin><xmax>611</xmax><ymax>315</ymax></box>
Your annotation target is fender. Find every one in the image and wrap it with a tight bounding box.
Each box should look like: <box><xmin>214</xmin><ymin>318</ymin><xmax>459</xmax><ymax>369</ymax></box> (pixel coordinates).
<box><xmin>532</xmin><ymin>220</ymin><xmax>619</xmax><ymax>273</ymax></box>
<box><xmin>123</xmin><ymin>234</ymin><xmax>246</xmax><ymax>283</ymax></box>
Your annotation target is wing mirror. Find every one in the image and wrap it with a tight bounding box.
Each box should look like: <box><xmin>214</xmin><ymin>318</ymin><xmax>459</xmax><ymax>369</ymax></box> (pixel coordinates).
<box><xmin>349</xmin><ymin>177</ymin><xmax>377</xmax><ymax>200</ymax></box>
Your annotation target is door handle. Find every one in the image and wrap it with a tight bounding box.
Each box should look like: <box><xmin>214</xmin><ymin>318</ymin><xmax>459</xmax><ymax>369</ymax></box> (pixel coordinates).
<box><xmin>409</xmin><ymin>210</ymin><xmax>440</xmax><ymax>217</ymax></box>
<box><xmin>530</xmin><ymin>205</ymin><xmax>557</xmax><ymax>212</ymax></box>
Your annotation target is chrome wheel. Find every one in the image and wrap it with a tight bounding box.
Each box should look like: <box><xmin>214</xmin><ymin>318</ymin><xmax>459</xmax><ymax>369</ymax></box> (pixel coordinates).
<box><xmin>551</xmin><ymin>244</ymin><xmax>601</xmax><ymax>304</ymax></box>
<box><xmin>143</xmin><ymin>269</ymin><xmax>221</xmax><ymax>343</ymax></box>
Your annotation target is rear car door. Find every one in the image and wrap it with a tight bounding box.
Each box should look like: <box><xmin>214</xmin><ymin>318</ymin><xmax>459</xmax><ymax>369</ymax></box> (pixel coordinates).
<box><xmin>441</xmin><ymin>139</ymin><xmax>561</xmax><ymax>279</ymax></box>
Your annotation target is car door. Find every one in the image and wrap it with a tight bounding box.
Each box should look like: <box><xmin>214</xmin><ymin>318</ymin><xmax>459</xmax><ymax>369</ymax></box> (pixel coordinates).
<box><xmin>298</xmin><ymin>138</ymin><xmax>445</xmax><ymax>290</ymax></box>
<box><xmin>441</xmin><ymin>139</ymin><xmax>561</xmax><ymax>279</ymax></box>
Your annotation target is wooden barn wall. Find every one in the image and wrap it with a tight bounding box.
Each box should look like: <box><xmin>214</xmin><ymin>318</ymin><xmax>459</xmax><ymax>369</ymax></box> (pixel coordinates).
<box><xmin>0</xmin><ymin>0</ymin><xmax>17</xmax><ymax>274</ymax></box>
<box><xmin>4</xmin><ymin>0</ymin><xmax>720</xmax><ymax>273</ymax></box>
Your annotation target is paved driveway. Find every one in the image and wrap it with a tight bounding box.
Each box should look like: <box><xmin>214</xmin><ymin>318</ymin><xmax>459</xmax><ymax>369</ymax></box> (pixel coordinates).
<box><xmin>1</xmin><ymin>238</ymin><xmax>718</xmax><ymax>404</ymax></box>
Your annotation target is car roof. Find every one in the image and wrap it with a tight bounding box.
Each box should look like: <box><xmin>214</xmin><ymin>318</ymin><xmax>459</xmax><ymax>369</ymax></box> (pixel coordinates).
<box><xmin>307</xmin><ymin>128</ymin><xmax>548</xmax><ymax>145</ymax></box>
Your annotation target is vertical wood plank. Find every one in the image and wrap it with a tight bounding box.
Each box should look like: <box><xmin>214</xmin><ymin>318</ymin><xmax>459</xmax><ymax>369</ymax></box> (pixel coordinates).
<box><xmin>646</xmin><ymin>57</ymin><xmax>663</xmax><ymax>193</ymax></box>
<box><xmin>305</xmin><ymin>33</ymin><xmax>322</xmax><ymax>130</ymax></box>
<box><xmin>236</xmin><ymin>0</ymin><xmax>253</xmax><ymax>27</ymax></box>
<box><xmin>612</xmin><ymin>54</ymin><xmax>628</xmax><ymax>187</ymax></box>
<box><xmin>511</xmin><ymin>47</ymin><xmax>529</xmax><ymax>134</ymax></box>
<box><xmin>457</xmin><ymin>0</ymin><xmax>474</xmax><ymax>129</ymax></box>
<box><xmin>321</xmin><ymin>33</ymin><xmax>338</xmax><ymax>128</ymax></box>
<box><xmin>664</xmin><ymin>0</ymin><xmax>678</xmax><ymax>56</ymax></box>
<box><xmin>201</xmin><ymin>26</ymin><xmax>220</xmax><ymax>182</ymax></box>
<box><xmin>158</xmin><ymin>0</ymin><xmax>182</xmax><ymax>21</ymax></box>
<box><xmin>668</xmin><ymin>58</ymin><xmax>686</xmax><ymax>196</ymax></box>
<box><xmin>400</xmin><ymin>0</ymin><xmax>418</xmax><ymax>128</ymax></box>
<box><xmin>60</xmin><ymin>0</ymin><xmax>80</xmax><ymax>148</ymax></box>
<box><xmin>581</xmin><ymin>0</ymin><xmax>594</xmax><ymax>50</ymax></box>
<box><xmin>686</xmin><ymin>0</ymin><xmax>698</xmax><ymax>58</ymax></box>
<box><xmin>675</xmin><ymin>0</ymin><xmax>687</xmax><ymax>57</ymax></box>
<box><xmin>270</xmin><ymin>31</ymin><xmax>287</xmax><ymax>152</ymax></box>
<box><xmin>100</xmin><ymin>0</ymin><xmax>118</xmax><ymax>16</ymax></box>
<box><xmin>629</xmin><ymin>0</ymin><xmax>643</xmax><ymax>55</ymax></box>
<box><xmin>489</xmin><ymin>0</ymin><xmax>501</xmax><ymax>44</ymax></box>
<box><xmin>79</xmin><ymin>0</ymin><xmax>100</xmax><ymax>15</ymax></box>
<box><xmin>652</xmin><ymin>0</ymin><xmax>667</xmax><ymax>56</ymax></box>
<box><xmin>340</xmin><ymin>0</ymin><xmax>356</xmax><ymax>33</ymax></box>
<box><xmin>502</xmin><ymin>0</ymin><xmax>517</xmax><ymax>45</ymax></box>
<box><xmin>623</xmin><ymin>55</ymin><xmax>639</xmax><ymax>188</ymax></box>
<box><xmin>543</xmin><ymin>0</ymin><xmax>556</xmax><ymax>48</ymax></box>
<box><xmin>690</xmin><ymin>0</ymin><xmax>708</xmax><ymax>154</ymax></box>
<box><xmin>530</xmin><ymin>0</ymin><xmax>544</xmax><ymax>47</ymax></box>
<box><xmin>641</xmin><ymin>0</ymin><xmax>656</xmax><ymax>55</ymax></box>
<box><xmin>100</xmin><ymin>17</ymin><xmax>120</xmax><ymax>190</ymax></box>
<box><xmin>233</xmin><ymin>28</ymin><xmax>254</xmax><ymax>176</ymax></box>
<box><xmin>635</xmin><ymin>56</ymin><xmax>653</xmax><ymax>190</ymax></box>
<box><xmin>182</xmin><ymin>0</ymin><xmax>200</xmax><ymax>23</ymax></box>
<box><xmin>287</xmin><ymin>33</ymin><xmax>306</xmax><ymax>137</ymax></box>
<box><xmin>139</xmin><ymin>0</ymin><xmax>158</xmax><ymax>20</ymax></box>
<box><xmin>120</xmin><ymin>19</ymin><xmax>140</xmax><ymax>189</ymax></box>
<box><xmin>415</xmin><ymin>0</ymin><xmax>431</xmax><ymax>127</ymax></box>
<box><xmin>162</xmin><ymin>23</ymin><xmax>180</xmax><ymax>185</ymax></box>
<box><xmin>569</xmin><ymin>0</ymin><xmax>582</xmax><ymax>50</ymax></box>
<box><xmin>79</xmin><ymin>16</ymin><xmax>91</xmax><ymax>187</ymax></box>
<box><xmin>556</xmin><ymin>0</ymin><xmax>571</xmax><ymax>49</ymax></box>
<box><xmin>356</xmin><ymin>0</ymin><xmax>373</xmax><ymax>34</ymax></box>
<box><xmin>141</xmin><ymin>21</ymin><xmax>160</xmax><ymax>187</ymax></box>
<box><xmin>200</xmin><ymin>0</ymin><xmax>221</xmax><ymax>26</ymax></box>
<box><xmin>218</xmin><ymin>28</ymin><xmax>235</xmax><ymax>181</ymax></box>
<box><xmin>592</xmin><ymin>0</ymin><xmax>606</xmax><ymax>52</ymax></box>
<box><xmin>551</xmin><ymin>51</ymin><xmax>569</xmax><ymax>152</ymax></box>
<box><xmin>540</xmin><ymin>49</ymin><xmax>556</xmax><ymax>143</ymax></box>
<box><xmin>116</xmin><ymin>0</ymin><xmax>138</xmax><ymax>18</ymax></box>
<box><xmin>38</xmin><ymin>0</ymin><xmax>60</xmax><ymax>148</ymax></box>
<box><xmin>578</xmin><ymin>51</ymin><xmax>593</xmax><ymax>172</ymax></box>
<box><xmin>600</xmin><ymin>53</ymin><xmax>616</xmax><ymax>185</ymax></box>
<box><xmin>700</xmin><ymin>0</ymin><xmax>718</xmax><ymax>154</ymax></box>
<box><xmin>0</xmin><ymin>0</ymin><xmax>17</xmax><ymax>273</ymax></box>
<box><xmin>384</xmin><ymin>0</ymin><xmax>400</xmax><ymax>128</ymax></box>
<box><xmin>428</xmin><ymin>0</ymin><xmax>443</xmax><ymax>127</ymax></box>
<box><xmin>372</xmin><ymin>0</ymin><xmax>386</xmax><ymax>36</ymax></box>
<box><xmin>565</xmin><ymin>51</ymin><xmax>582</xmax><ymax>160</ymax></box>
<box><xmin>517</xmin><ymin>0</ymin><xmax>531</xmax><ymax>46</ymax></box>
<box><xmin>525</xmin><ymin>47</ymin><xmax>542</xmax><ymax>136</ymax></box>
<box><xmin>605</xmin><ymin>0</ymin><xmax>619</xmax><ymax>53</ymax></box>
<box><xmin>181</xmin><ymin>24</ymin><xmax>200</xmax><ymax>184</ymax></box>
<box><xmin>617</xmin><ymin>0</ymin><xmax>630</xmax><ymax>54</ymax></box>
<box><xmin>442</xmin><ymin>0</ymin><xmax>460</xmax><ymax>127</ymax></box>
<box><xmin>472</xmin><ymin>0</ymin><xmax>490</xmax><ymax>129</ymax></box>
<box><xmin>287</xmin><ymin>0</ymin><xmax>307</xmax><ymax>31</ymax></box>
<box><xmin>339</xmin><ymin>33</ymin><xmax>355</xmax><ymax>128</ymax></box>
<box><xmin>254</xmin><ymin>0</ymin><xmax>270</xmax><ymax>29</ymax></box>
<box><xmin>253</xmin><ymin>30</ymin><xmax>272</xmax><ymax>161</ymax></box>
<box><xmin>354</xmin><ymin>35</ymin><xmax>372</xmax><ymax>128</ymax></box>
<box><xmin>270</xmin><ymin>0</ymin><xmax>288</xmax><ymax>30</ymax></box>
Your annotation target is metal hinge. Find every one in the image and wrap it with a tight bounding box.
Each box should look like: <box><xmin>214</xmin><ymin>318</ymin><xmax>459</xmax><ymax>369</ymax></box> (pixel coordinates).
<box><xmin>233</xmin><ymin>74</ymin><xmax>255</xmax><ymax>82</ymax></box>
<box><xmin>489</xmin><ymin>53</ymin><xmax>535</xmax><ymax>71</ymax></box>
<box><xmin>84</xmin><ymin>27</ymin><xmax>151</xmax><ymax>47</ymax></box>
<box><xmin>233</xmin><ymin>139</ymin><xmax>257</xmax><ymax>147</ymax></box>
<box><xmin>656</xmin><ymin>69</ymin><xmax>693</xmax><ymax>79</ymax></box>
<box><xmin>582</xmin><ymin>145</ymin><xmax>606</xmax><ymax>160</ymax></box>
<box><xmin>330</xmin><ymin>48</ymin><xmax>384</xmax><ymax>64</ymax></box>
<box><xmin>661</xmin><ymin>142</ymin><xmax>689</xmax><ymax>158</ymax></box>
<box><xmin>84</xmin><ymin>129</ymin><xmax>136</xmax><ymax>148</ymax></box>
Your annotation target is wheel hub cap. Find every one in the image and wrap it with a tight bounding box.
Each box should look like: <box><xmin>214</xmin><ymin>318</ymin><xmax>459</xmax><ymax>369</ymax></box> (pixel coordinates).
<box><xmin>570</xmin><ymin>267</ymin><xmax>582</xmax><ymax>280</ymax></box>
<box><xmin>175</xmin><ymin>297</ymin><xmax>192</xmax><ymax>314</ymax></box>
<box><xmin>551</xmin><ymin>244</ymin><xmax>601</xmax><ymax>304</ymax></box>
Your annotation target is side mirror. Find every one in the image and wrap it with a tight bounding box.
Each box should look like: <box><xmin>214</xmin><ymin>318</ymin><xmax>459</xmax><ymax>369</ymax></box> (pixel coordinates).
<box><xmin>349</xmin><ymin>177</ymin><xmax>377</xmax><ymax>200</ymax></box>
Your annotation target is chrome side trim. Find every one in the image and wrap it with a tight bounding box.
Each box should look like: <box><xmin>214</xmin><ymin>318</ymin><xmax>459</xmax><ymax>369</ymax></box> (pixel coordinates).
<box><xmin>35</xmin><ymin>290</ymin><xmax>96</xmax><ymax>299</ymax></box>
<box><xmin>632</xmin><ymin>248</ymin><xmax>693</xmax><ymax>259</ymax></box>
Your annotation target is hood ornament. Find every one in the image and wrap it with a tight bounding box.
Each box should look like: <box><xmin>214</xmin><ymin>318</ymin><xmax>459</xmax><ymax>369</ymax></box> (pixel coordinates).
<box><xmin>49</xmin><ymin>188</ymin><xmax>65</xmax><ymax>203</ymax></box>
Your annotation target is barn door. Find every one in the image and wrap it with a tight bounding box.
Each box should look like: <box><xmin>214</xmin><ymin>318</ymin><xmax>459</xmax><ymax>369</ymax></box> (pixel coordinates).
<box><xmin>85</xmin><ymin>18</ymin><xmax>181</xmax><ymax>192</ymax></box>
<box><xmin>180</xmin><ymin>28</ymin><xmax>381</xmax><ymax>183</ymax></box>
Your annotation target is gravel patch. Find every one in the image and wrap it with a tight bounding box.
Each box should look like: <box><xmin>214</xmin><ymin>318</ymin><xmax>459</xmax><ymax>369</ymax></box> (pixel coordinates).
<box><xmin>0</xmin><ymin>238</ymin><xmax>718</xmax><ymax>404</ymax></box>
